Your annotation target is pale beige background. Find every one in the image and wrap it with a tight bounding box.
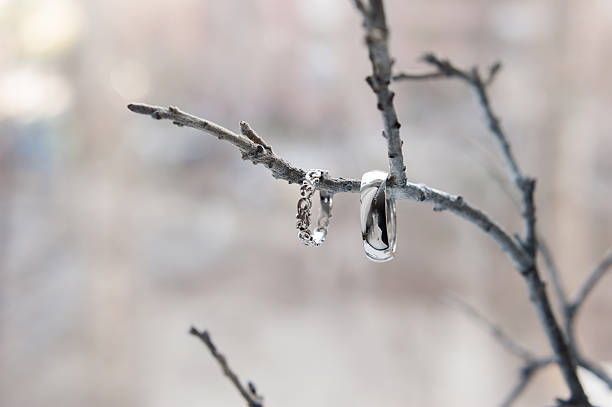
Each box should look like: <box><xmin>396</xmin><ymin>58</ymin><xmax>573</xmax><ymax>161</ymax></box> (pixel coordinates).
<box><xmin>1</xmin><ymin>1</ymin><xmax>611</xmax><ymax>406</ymax></box>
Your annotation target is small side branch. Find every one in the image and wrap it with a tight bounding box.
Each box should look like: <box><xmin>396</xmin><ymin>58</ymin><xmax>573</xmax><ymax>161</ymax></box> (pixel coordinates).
<box><xmin>395</xmin><ymin>53</ymin><xmax>536</xmax><ymax>255</ymax></box>
<box><xmin>127</xmin><ymin>103</ymin><xmax>358</xmax><ymax>193</ymax></box>
<box><xmin>500</xmin><ymin>359</ymin><xmax>553</xmax><ymax>407</ymax></box>
<box><xmin>447</xmin><ymin>295</ymin><xmax>554</xmax><ymax>407</ymax></box>
<box><xmin>394</xmin><ymin>54</ymin><xmax>518</xmax><ymax>181</ymax></box>
<box><xmin>539</xmin><ymin>240</ymin><xmax>569</xmax><ymax>306</ymax></box>
<box><xmin>190</xmin><ymin>327</ymin><xmax>264</xmax><ymax>407</ymax></box>
<box><xmin>571</xmin><ymin>247</ymin><xmax>612</xmax><ymax>318</ymax></box>
<box><xmin>394</xmin><ymin>54</ymin><xmax>591</xmax><ymax>405</ymax></box>
<box><xmin>240</xmin><ymin>121</ymin><xmax>272</xmax><ymax>153</ymax></box>
<box><xmin>567</xmin><ymin>248</ymin><xmax>612</xmax><ymax>389</ymax></box>
<box><xmin>541</xmin><ymin>243</ymin><xmax>612</xmax><ymax>390</ymax></box>
<box><xmin>353</xmin><ymin>0</ymin><xmax>407</xmax><ymax>187</ymax></box>
<box><xmin>392</xmin><ymin>71</ymin><xmax>447</xmax><ymax>81</ymax></box>
<box><xmin>447</xmin><ymin>296</ymin><xmax>536</xmax><ymax>362</ymax></box>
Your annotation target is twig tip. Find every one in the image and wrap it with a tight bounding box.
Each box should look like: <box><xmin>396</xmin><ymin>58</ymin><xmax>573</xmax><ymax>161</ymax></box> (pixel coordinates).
<box><xmin>422</xmin><ymin>52</ymin><xmax>436</xmax><ymax>63</ymax></box>
<box><xmin>127</xmin><ymin>103</ymin><xmax>156</xmax><ymax>115</ymax></box>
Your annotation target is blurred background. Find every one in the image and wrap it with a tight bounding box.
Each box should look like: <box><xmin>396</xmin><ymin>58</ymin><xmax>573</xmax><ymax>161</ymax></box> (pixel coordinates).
<box><xmin>1</xmin><ymin>0</ymin><xmax>611</xmax><ymax>406</ymax></box>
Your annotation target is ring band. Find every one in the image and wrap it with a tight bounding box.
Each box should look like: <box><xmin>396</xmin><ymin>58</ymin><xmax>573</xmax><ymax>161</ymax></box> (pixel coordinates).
<box><xmin>296</xmin><ymin>169</ymin><xmax>333</xmax><ymax>246</ymax></box>
<box><xmin>360</xmin><ymin>170</ymin><xmax>397</xmax><ymax>262</ymax></box>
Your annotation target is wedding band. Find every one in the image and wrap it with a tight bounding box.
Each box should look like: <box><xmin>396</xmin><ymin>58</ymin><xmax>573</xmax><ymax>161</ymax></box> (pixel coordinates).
<box><xmin>296</xmin><ymin>169</ymin><xmax>333</xmax><ymax>246</ymax></box>
<box><xmin>360</xmin><ymin>170</ymin><xmax>397</xmax><ymax>262</ymax></box>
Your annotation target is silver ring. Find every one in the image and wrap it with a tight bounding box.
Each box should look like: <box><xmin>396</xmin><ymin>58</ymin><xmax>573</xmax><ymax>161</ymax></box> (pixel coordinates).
<box><xmin>360</xmin><ymin>170</ymin><xmax>397</xmax><ymax>262</ymax></box>
<box><xmin>296</xmin><ymin>169</ymin><xmax>333</xmax><ymax>247</ymax></box>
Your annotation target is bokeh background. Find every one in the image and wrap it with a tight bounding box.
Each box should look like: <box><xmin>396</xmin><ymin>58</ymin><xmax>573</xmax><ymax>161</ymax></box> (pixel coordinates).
<box><xmin>1</xmin><ymin>0</ymin><xmax>611</xmax><ymax>406</ymax></box>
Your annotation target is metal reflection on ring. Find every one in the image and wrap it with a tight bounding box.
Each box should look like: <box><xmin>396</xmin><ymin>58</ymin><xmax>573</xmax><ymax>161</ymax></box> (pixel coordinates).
<box><xmin>360</xmin><ymin>170</ymin><xmax>397</xmax><ymax>262</ymax></box>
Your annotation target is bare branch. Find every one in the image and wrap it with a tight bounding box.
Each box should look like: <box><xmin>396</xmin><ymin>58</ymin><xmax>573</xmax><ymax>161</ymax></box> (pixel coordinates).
<box><xmin>500</xmin><ymin>359</ymin><xmax>553</xmax><ymax>407</ymax></box>
<box><xmin>563</xmin><ymin>248</ymin><xmax>612</xmax><ymax>352</ymax></box>
<box><xmin>393</xmin><ymin>54</ymin><xmax>591</xmax><ymax>404</ymax></box>
<box><xmin>352</xmin><ymin>0</ymin><xmax>367</xmax><ymax>14</ymax></box>
<box><xmin>395</xmin><ymin>58</ymin><xmax>523</xmax><ymax>176</ymax></box>
<box><xmin>486</xmin><ymin>61</ymin><xmax>503</xmax><ymax>86</ymax></box>
<box><xmin>127</xmin><ymin>103</ymin><xmax>358</xmax><ymax>193</ymax></box>
<box><xmin>540</xmin><ymin>241</ymin><xmax>612</xmax><ymax>392</ymax></box>
<box><xmin>395</xmin><ymin>54</ymin><xmax>538</xmax><ymax>254</ymax></box>
<box><xmin>522</xmin><ymin>265</ymin><xmax>590</xmax><ymax>405</ymax></box>
<box><xmin>446</xmin><ymin>295</ymin><xmax>557</xmax><ymax>406</ymax></box>
<box><xmin>396</xmin><ymin>54</ymin><xmax>523</xmax><ymax>184</ymax></box>
<box><xmin>354</xmin><ymin>0</ymin><xmax>407</xmax><ymax>187</ymax></box>
<box><xmin>446</xmin><ymin>295</ymin><xmax>536</xmax><ymax>362</ymax></box>
<box><xmin>539</xmin><ymin>239</ymin><xmax>569</xmax><ymax>307</ymax></box>
<box><xmin>553</xmin><ymin>248</ymin><xmax>612</xmax><ymax>391</ymax></box>
<box><xmin>240</xmin><ymin>121</ymin><xmax>272</xmax><ymax>153</ymax></box>
<box><xmin>538</xmin><ymin>239</ymin><xmax>579</xmax><ymax>356</ymax></box>
<box><xmin>128</xmin><ymin>102</ymin><xmax>533</xmax><ymax>272</ymax></box>
<box><xmin>190</xmin><ymin>327</ymin><xmax>263</xmax><ymax>407</ymax></box>
<box><xmin>392</xmin><ymin>72</ymin><xmax>447</xmax><ymax>81</ymax></box>
<box><xmin>571</xmin><ymin>247</ymin><xmax>612</xmax><ymax>317</ymax></box>
<box><xmin>409</xmin><ymin>54</ymin><xmax>538</xmax><ymax>254</ymax></box>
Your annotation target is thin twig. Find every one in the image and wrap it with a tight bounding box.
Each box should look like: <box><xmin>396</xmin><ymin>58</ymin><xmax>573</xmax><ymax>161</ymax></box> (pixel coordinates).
<box><xmin>394</xmin><ymin>54</ymin><xmax>591</xmax><ymax>405</ymax></box>
<box><xmin>127</xmin><ymin>103</ymin><xmax>358</xmax><ymax>193</ymax></box>
<box><xmin>410</xmin><ymin>54</ymin><xmax>538</xmax><ymax>255</ymax></box>
<box><xmin>540</xmin><ymin>241</ymin><xmax>612</xmax><ymax>391</ymax></box>
<box><xmin>500</xmin><ymin>359</ymin><xmax>553</xmax><ymax>407</ymax></box>
<box><xmin>562</xmin><ymin>248</ymin><xmax>612</xmax><ymax>391</ymax></box>
<box><xmin>395</xmin><ymin>54</ymin><xmax>522</xmax><ymax>183</ymax></box>
<box><xmin>571</xmin><ymin>247</ymin><xmax>612</xmax><ymax>317</ymax></box>
<box><xmin>539</xmin><ymin>239</ymin><xmax>569</xmax><ymax>307</ymax></box>
<box><xmin>392</xmin><ymin>72</ymin><xmax>447</xmax><ymax>81</ymax></box>
<box><xmin>565</xmin><ymin>247</ymin><xmax>612</xmax><ymax>350</ymax></box>
<box><xmin>240</xmin><ymin>121</ymin><xmax>272</xmax><ymax>153</ymax></box>
<box><xmin>189</xmin><ymin>327</ymin><xmax>263</xmax><ymax>407</ymax></box>
<box><xmin>446</xmin><ymin>295</ymin><xmax>536</xmax><ymax>362</ymax></box>
<box><xmin>352</xmin><ymin>0</ymin><xmax>367</xmax><ymax>14</ymax></box>
<box><xmin>446</xmin><ymin>295</ymin><xmax>556</xmax><ymax>406</ymax></box>
<box><xmin>539</xmin><ymin>239</ymin><xmax>578</xmax><ymax>357</ymax></box>
<box><xmin>354</xmin><ymin>0</ymin><xmax>407</xmax><ymax>187</ymax></box>
<box><xmin>485</xmin><ymin>62</ymin><xmax>503</xmax><ymax>86</ymax></box>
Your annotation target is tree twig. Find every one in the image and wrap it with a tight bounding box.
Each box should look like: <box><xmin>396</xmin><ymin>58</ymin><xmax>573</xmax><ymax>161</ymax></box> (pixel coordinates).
<box><xmin>500</xmin><ymin>359</ymin><xmax>554</xmax><ymax>407</ymax></box>
<box><xmin>240</xmin><ymin>121</ymin><xmax>272</xmax><ymax>153</ymax></box>
<box><xmin>446</xmin><ymin>295</ymin><xmax>537</xmax><ymax>362</ymax></box>
<box><xmin>127</xmin><ymin>103</ymin><xmax>358</xmax><ymax>193</ymax></box>
<box><xmin>396</xmin><ymin>53</ymin><xmax>537</xmax><ymax>254</ymax></box>
<box><xmin>566</xmin><ymin>248</ymin><xmax>612</xmax><ymax>390</ymax></box>
<box><xmin>447</xmin><ymin>295</ymin><xmax>562</xmax><ymax>406</ymax></box>
<box><xmin>392</xmin><ymin>72</ymin><xmax>447</xmax><ymax>81</ymax></box>
<box><xmin>539</xmin><ymin>239</ymin><xmax>569</xmax><ymax>307</ymax></box>
<box><xmin>570</xmin><ymin>247</ymin><xmax>612</xmax><ymax>318</ymax></box>
<box><xmin>541</xmin><ymin>242</ymin><xmax>612</xmax><ymax>390</ymax></box>
<box><xmin>189</xmin><ymin>327</ymin><xmax>263</xmax><ymax>407</ymax></box>
<box><xmin>128</xmin><ymin>103</ymin><xmax>532</xmax><ymax>272</ymax></box>
<box><xmin>353</xmin><ymin>0</ymin><xmax>407</xmax><ymax>187</ymax></box>
<box><xmin>446</xmin><ymin>295</ymin><xmax>556</xmax><ymax>406</ymax></box>
<box><xmin>393</xmin><ymin>54</ymin><xmax>590</xmax><ymax>405</ymax></box>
